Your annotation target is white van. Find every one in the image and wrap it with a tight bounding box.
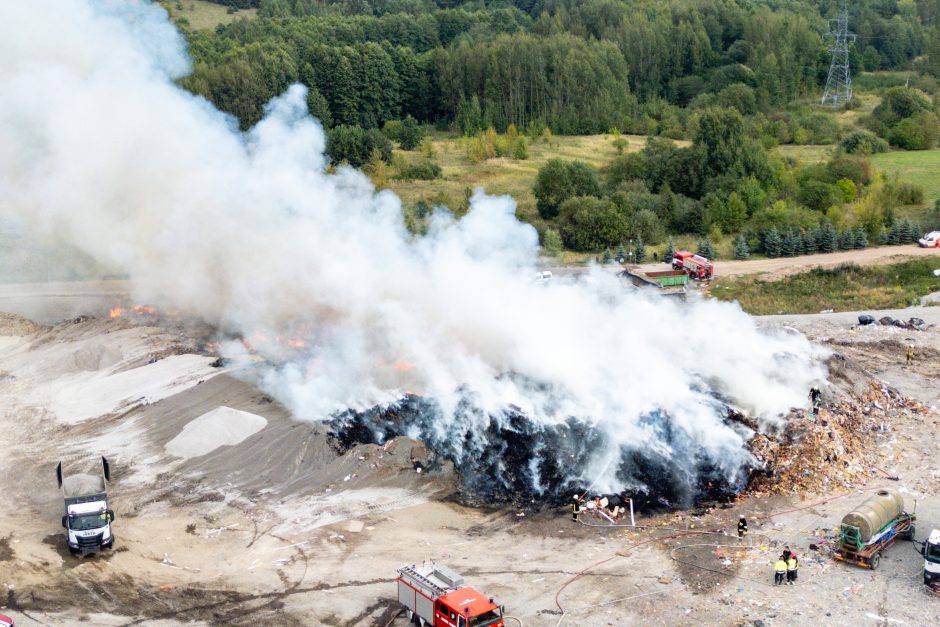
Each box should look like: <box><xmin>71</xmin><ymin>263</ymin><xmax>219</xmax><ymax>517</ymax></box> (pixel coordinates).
<box><xmin>918</xmin><ymin>231</ymin><xmax>940</xmax><ymax>247</ymax></box>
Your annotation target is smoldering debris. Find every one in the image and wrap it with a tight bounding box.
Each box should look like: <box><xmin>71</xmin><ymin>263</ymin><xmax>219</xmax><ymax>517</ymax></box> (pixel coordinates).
<box><xmin>328</xmin><ymin>394</ymin><xmax>744</xmax><ymax>507</ymax></box>
<box><xmin>747</xmin><ymin>382</ymin><xmax>927</xmax><ymax>496</ymax></box>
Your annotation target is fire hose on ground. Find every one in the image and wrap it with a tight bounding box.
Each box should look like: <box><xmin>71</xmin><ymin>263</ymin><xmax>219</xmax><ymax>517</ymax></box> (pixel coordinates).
<box><xmin>555</xmin><ymin>486</ymin><xmax>898</xmax><ymax>625</ymax></box>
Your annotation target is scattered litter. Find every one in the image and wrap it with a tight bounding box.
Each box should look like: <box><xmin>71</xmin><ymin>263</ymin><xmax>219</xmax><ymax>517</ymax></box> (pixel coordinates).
<box><xmin>158</xmin><ymin>584</ymin><xmax>176</xmax><ymax>591</ymax></box>
<box><xmin>865</xmin><ymin>614</ymin><xmax>906</xmax><ymax>625</ymax></box>
<box><xmin>531</xmin><ymin>577</ymin><xmax>545</xmax><ymax>583</ymax></box>
<box><xmin>207</xmin><ymin>523</ymin><xmax>239</xmax><ymax>535</ymax></box>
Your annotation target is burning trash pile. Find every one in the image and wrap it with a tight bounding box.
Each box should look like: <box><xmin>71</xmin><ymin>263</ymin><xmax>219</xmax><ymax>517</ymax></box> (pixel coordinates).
<box><xmin>329</xmin><ymin>394</ymin><xmax>758</xmax><ymax>507</ymax></box>
<box><xmin>746</xmin><ymin>382</ymin><xmax>927</xmax><ymax>496</ymax></box>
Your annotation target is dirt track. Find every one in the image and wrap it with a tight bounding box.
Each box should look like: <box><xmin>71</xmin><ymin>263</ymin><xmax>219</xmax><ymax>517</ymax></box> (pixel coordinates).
<box><xmin>639</xmin><ymin>243</ymin><xmax>940</xmax><ymax>280</ymax></box>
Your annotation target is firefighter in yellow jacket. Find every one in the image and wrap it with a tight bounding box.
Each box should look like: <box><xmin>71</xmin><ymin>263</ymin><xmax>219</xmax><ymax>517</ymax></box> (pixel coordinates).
<box><xmin>786</xmin><ymin>554</ymin><xmax>798</xmax><ymax>584</ymax></box>
<box><xmin>773</xmin><ymin>556</ymin><xmax>787</xmax><ymax>585</ymax></box>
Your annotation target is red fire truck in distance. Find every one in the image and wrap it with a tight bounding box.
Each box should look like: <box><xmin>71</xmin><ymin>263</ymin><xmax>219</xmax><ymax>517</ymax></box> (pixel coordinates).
<box><xmin>672</xmin><ymin>250</ymin><xmax>714</xmax><ymax>280</ymax></box>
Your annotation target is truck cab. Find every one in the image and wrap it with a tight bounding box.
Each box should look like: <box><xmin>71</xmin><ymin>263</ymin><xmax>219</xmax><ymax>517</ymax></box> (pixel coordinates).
<box><xmin>435</xmin><ymin>588</ymin><xmax>504</xmax><ymax>627</ymax></box>
<box><xmin>924</xmin><ymin>529</ymin><xmax>940</xmax><ymax>586</ymax></box>
<box><xmin>56</xmin><ymin>457</ymin><xmax>115</xmax><ymax>556</ymax></box>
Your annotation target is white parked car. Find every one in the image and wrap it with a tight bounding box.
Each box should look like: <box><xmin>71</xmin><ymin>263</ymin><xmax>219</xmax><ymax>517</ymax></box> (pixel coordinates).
<box><xmin>918</xmin><ymin>231</ymin><xmax>940</xmax><ymax>247</ymax></box>
<box><xmin>533</xmin><ymin>271</ymin><xmax>553</xmax><ymax>282</ymax></box>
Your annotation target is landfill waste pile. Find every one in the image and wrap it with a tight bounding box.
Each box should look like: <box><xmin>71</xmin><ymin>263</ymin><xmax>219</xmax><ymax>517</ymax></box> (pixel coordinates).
<box><xmin>857</xmin><ymin>314</ymin><xmax>929</xmax><ymax>331</ymax></box>
<box><xmin>747</xmin><ymin>382</ymin><xmax>927</xmax><ymax>496</ymax></box>
<box><xmin>328</xmin><ymin>394</ymin><xmax>749</xmax><ymax>507</ymax></box>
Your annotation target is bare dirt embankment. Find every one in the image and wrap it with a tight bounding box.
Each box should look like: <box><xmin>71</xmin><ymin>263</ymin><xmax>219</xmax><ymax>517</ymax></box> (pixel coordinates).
<box><xmin>0</xmin><ymin>307</ymin><xmax>938</xmax><ymax>626</ymax></box>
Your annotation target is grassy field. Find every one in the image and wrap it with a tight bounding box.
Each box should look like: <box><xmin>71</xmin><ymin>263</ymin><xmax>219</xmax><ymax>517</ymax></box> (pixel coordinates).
<box><xmin>773</xmin><ymin>144</ymin><xmax>835</xmax><ymax>163</ymax></box>
<box><xmin>711</xmin><ymin>258</ymin><xmax>940</xmax><ymax>314</ymax></box>
<box><xmin>871</xmin><ymin>149</ymin><xmax>940</xmax><ymax>205</ymax></box>
<box><xmin>158</xmin><ymin>0</ymin><xmax>256</xmax><ymax>30</ymax></box>
<box><xmin>383</xmin><ymin>132</ymin><xmax>684</xmax><ymax>224</ymax></box>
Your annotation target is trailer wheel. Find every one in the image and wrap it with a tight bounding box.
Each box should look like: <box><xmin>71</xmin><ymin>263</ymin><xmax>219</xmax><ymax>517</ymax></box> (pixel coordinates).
<box><xmin>905</xmin><ymin>524</ymin><xmax>915</xmax><ymax>541</ymax></box>
<box><xmin>870</xmin><ymin>553</ymin><xmax>881</xmax><ymax>570</ymax></box>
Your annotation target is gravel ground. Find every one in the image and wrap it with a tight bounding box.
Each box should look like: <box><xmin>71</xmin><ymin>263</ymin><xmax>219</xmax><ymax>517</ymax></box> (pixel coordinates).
<box><xmin>0</xmin><ymin>305</ymin><xmax>938</xmax><ymax>626</ymax></box>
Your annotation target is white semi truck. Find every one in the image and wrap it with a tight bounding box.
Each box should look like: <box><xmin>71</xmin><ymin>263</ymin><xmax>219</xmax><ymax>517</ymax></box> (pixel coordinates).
<box><xmin>56</xmin><ymin>457</ymin><xmax>115</xmax><ymax>556</ymax></box>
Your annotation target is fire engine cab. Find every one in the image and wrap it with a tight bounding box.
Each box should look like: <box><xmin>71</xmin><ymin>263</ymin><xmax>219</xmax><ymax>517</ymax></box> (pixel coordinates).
<box><xmin>397</xmin><ymin>563</ymin><xmax>505</xmax><ymax>627</ymax></box>
<box><xmin>672</xmin><ymin>250</ymin><xmax>714</xmax><ymax>280</ymax></box>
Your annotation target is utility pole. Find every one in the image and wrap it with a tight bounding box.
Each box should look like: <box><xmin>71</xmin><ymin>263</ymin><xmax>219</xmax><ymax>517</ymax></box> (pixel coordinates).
<box><xmin>821</xmin><ymin>0</ymin><xmax>855</xmax><ymax>107</ymax></box>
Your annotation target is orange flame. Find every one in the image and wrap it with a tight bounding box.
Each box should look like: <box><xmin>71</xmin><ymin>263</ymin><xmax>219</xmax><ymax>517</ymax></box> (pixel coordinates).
<box><xmin>393</xmin><ymin>359</ymin><xmax>415</xmax><ymax>372</ymax></box>
<box><xmin>108</xmin><ymin>304</ymin><xmax>160</xmax><ymax>319</ymax></box>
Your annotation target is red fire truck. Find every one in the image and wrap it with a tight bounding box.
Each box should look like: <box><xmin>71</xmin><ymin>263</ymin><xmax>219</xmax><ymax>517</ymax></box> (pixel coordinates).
<box><xmin>397</xmin><ymin>563</ymin><xmax>505</xmax><ymax>627</ymax></box>
<box><xmin>672</xmin><ymin>250</ymin><xmax>714</xmax><ymax>280</ymax></box>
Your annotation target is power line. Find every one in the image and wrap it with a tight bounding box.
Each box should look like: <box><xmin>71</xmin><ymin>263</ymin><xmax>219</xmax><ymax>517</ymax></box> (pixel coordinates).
<box><xmin>821</xmin><ymin>0</ymin><xmax>856</xmax><ymax>107</ymax></box>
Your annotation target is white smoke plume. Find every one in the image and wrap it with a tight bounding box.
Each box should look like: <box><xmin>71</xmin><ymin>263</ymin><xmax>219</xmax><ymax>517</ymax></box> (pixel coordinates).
<box><xmin>0</xmin><ymin>1</ymin><xmax>826</xmax><ymax>498</ymax></box>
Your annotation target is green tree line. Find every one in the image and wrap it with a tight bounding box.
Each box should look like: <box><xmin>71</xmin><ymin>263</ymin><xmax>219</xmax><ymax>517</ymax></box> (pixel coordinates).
<box><xmin>179</xmin><ymin>0</ymin><xmax>926</xmax><ymax>132</ymax></box>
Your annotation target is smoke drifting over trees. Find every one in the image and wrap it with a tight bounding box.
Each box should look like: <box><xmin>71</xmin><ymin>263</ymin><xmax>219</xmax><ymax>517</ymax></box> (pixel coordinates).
<box><xmin>0</xmin><ymin>1</ymin><xmax>825</xmax><ymax>499</ymax></box>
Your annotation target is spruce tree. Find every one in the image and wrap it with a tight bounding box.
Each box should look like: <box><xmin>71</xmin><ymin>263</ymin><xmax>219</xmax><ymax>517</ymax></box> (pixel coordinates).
<box><xmin>664</xmin><ymin>239</ymin><xmax>676</xmax><ymax>263</ymax></box>
<box><xmin>888</xmin><ymin>223</ymin><xmax>902</xmax><ymax>244</ymax></box>
<box><xmin>901</xmin><ymin>220</ymin><xmax>917</xmax><ymax>243</ymax></box>
<box><xmin>602</xmin><ymin>248</ymin><xmax>612</xmax><ymax>264</ymax></box>
<box><xmin>634</xmin><ymin>237</ymin><xmax>647</xmax><ymax>263</ymax></box>
<box><xmin>802</xmin><ymin>230</ymin><xmax>817</xmax><ymax>254</ymax></box>
<box><xmin>853</xmin><ymin>225</ymin><xmax>868</xmax><ymax>249</ymax></box>
<box><xmin>817</xmin><ymin>222</ymin><xmax>837</xmax><ymax>253</ymax></box>
<box><xmin>696</xmin><ymin>238</ymin><xmax>716</xmax><ymax>260</ymax></box>
<box><xmin>780</xmin><ymin>230</ymin><xmax>795</xmax><ymax>257</ymax></box>
<box><xmin>791</xmin><ymin>229</ymin><xmax>805</xmax><ymax>256</ymax></box>
<box><xmin>764</xmin><ymin>228</ymin><xmax>782</xmax><ymax>258</ymax></box>
<box><xmin>878</xmin><ymin>227</ymin><xmax>889</xmax><ymax>245</ymax></box>
<box><xmin>838</xmin><ymin>228</ymin><xmax>854</xmax><ymax>250</ymax></box>
<box><xmin>616</xmin><ymin>243</ymin><xmax>627</xmax><ymax>263</ymax></box>
<box><xmin>733</xmin><ymin>234</ymin><xmax>749</xmax><ymax>260</ymax></box>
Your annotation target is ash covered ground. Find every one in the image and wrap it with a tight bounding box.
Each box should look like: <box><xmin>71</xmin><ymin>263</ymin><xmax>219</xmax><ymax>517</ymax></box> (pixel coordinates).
<box><xmin>0</xmin><ymin>301</ymin><xmax>939</xmax><ymax>626</ymax></box>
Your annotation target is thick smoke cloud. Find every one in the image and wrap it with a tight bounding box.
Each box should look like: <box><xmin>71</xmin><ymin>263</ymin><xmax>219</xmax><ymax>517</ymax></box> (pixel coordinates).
<box><xmin>0</xmin><ymin>1</ymin><xmax>826</xmax><ymax>499</ymax></box>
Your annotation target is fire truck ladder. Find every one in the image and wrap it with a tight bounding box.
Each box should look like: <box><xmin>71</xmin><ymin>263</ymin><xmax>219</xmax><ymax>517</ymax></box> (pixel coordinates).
<box><xmin>399</xmin><ymin>565</ymin><xmax>451</xmax><ymax>598</ymax></box>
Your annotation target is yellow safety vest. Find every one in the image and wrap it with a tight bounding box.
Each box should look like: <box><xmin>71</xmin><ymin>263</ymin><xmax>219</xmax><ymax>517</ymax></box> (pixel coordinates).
<box><xmin>787</xmin><ymin>558</ymin><xmax>797</xmax><ymax>571</ymax></box>
<box><xmin>774</xmin><ymin>560</ymin><xmax>786</xmax><ymax>573</ymax></box>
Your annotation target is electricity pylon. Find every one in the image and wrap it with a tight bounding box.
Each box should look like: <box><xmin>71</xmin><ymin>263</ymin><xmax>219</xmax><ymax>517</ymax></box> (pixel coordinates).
<box><xmin>821</xmin><ymin>0</ymin><xmax>855</xmax><ymax>106</ymax></box>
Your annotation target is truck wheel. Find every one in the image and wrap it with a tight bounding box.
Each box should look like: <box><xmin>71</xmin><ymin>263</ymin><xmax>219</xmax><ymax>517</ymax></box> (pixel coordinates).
<box><xmin>905</xmin><ymin>524</ymin><xmax>915</xmax><ymax>541</ymax></box>
<box><xmin>870</xmin><ymin>553</ymin><xmax>880</xmax><ymax>570</ymax></box>
<box><xmin>67</xmin><ymin>546</ymin><xmax>79</xmax><ymax>556</ymax></box>
<box><xmin>103</xmin><ymin>539</ymin><xmax>114</xmax><ymax>550</ymax></box>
